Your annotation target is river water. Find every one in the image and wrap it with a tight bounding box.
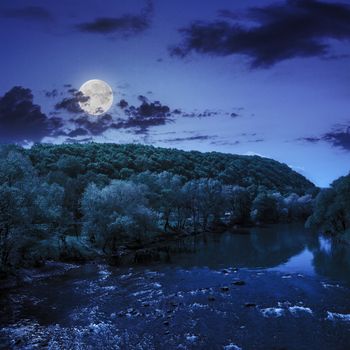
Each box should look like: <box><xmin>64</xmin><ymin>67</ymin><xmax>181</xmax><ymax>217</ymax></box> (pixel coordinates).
<box><xmin>0</xmin><ymin>224</ymin><xmax>350</xmax><ymax>349</ymax></box>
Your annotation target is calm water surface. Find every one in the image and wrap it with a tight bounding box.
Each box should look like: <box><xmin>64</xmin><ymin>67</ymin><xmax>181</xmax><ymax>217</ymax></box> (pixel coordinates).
<box><xmin>0</xmin><ymin>224</ymin><xmax>349</xmax><ymax>349</ymax></box>
<box><xmin>170</xmin><ymin>223</ymin><xmax>350</xmax><ymax>284</ymax></box>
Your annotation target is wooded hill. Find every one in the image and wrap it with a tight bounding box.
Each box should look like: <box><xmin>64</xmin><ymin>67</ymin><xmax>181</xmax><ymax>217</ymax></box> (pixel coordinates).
<box><xmin>25</xmin><ymin>143</ymin><xmax>315</xmax><ymax>194</ymax></box>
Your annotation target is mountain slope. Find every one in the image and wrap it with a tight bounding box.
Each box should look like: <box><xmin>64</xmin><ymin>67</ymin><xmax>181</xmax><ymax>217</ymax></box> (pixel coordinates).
<box><xmin>26</xmin><ymin>143</ymin><xmax>315</xmax><ymax>194</ymax></box>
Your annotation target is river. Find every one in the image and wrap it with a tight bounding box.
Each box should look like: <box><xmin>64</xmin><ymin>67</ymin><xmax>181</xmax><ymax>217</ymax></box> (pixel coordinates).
<box><xmin>0</xmin><ymin>224</ymin><xmax>350</xmax><ymax>349</ymax></box>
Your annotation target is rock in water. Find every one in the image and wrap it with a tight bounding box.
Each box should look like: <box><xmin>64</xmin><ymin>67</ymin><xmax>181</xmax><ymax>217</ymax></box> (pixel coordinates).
<box><xmin>244</xmin><ymin>302</ymin><xmax>256</xmax><ymax>308</ymax></box>
<box><xmin>232</xmin><ymin>280</ymin><xmax>245</xmax><ymax>286</ymax></box>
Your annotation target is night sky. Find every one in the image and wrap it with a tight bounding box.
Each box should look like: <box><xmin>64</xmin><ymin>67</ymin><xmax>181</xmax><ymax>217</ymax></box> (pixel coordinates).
<box><xmin>1</xmin><ymin>0</ymin><xmax>350</xmax><ymax>187</ymax></box>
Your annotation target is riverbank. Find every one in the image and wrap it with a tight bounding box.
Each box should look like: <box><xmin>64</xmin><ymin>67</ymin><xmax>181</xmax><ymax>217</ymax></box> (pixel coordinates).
<box><xmin>0</xmin><ymin>228</ymin><xmax>207</xmax><ymax>290</ymax></box>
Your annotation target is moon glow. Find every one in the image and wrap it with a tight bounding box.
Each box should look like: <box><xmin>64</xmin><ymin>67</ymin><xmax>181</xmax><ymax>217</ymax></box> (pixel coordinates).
<box><xmin>78</xmin><ymin>79</ymin><xmax>113</xmax><ymax>116</ymax></box>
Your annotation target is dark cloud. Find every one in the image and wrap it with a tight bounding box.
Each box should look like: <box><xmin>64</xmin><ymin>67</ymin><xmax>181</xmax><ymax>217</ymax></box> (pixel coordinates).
<box><xmin>301</xmin><ymin>136</ymin><xmax>321</xmax><ymax>143</ymax></box>
<box><xmin>171</xmin><ymin>0</ymin><xmax>350</xmax><ymax>68</ymax></box>
<box><xmin>67</xmin><ymin>128</ymin><xmax>89</xmax><ymax>138</ymax></box>
<box><xmin>76</xmin><ymin>0</ymin><xmax>153</xmax><ymax>36</ymax></box>
<box><xmin>121</xmin><ymin>116</ymin><xmax>170</xmax><ymax>132</ymax></box>
<box><xmin>54</xmin><ymin>89</ymin><xmax>89</xmax><ymax>114</ymax></box>
<box><xmin>181</xmin><ymin>109</ymin><xmax>244</xmax><ymax>119</ymax></box>
<box><xmin>301</xmin><ymin>124</ymin><xmax>350</xmax><ymax>151</ymax></box>
<box><xmin>57</xmin><ymin>96</ymin><xmax>174</xmax><ymax>138</ymax></box>
<box><xmin>241</xmin><ymin>132</ymin><xmax>257</xmax><ymax>137</ymax></box>
<box><xmin>43</xmin><ymin>84</ymin><xmax>246</xmax><ymax>140</ymax></box>
<box><xmin>49</xmin><ymin>116</ymin><xmax>64</xmax><ymax>131</ymax></box>
<box><xmin>73</xmin><ymin>114</ymin><xmax>114</xmax><ymax>136</ymax></box>
<box><xmin>182</xmin><ymin>110</ymin><xmax>219</xmax><ymax>118</ymax></box>
<box><xmin>121</xmin><ymin>100</ymin><xmax>172</xmax><ymax>133</ymax></box>
<box><xmin>1</xmin><ymin>85</ymin><xmax>245</xmax><ymax>144</ymax></box>
<box><xmin>118</xmin><ymin>99</ymin><xmax>128</xmax><ymax>109</ymax></box>
<box><xmin>44</xmin><ymin>89</ymin><xmax>59</xmax><ymax>98</ymax></box>
<box><xmin>77</xmin><ymin>16</ymin><xmax>148</xmax><ymax>35</ymax></box>
<box><xmin>161</xmin><ymin>135</ymin><xmax>217</xmax><ymax>143</ymax></box>
<box><xmin>323</xmin><ymin>128</ymin><xmax>350</xmax><ymax>150</ymax></box>
<box><xmin>139</xmin><ymin>101</ymin><xmax>169</xmax><ymax>117</ymax></box>
<box><xmin>0</xmin><ymin>86</ymin><xmax>53</xmax><ymax>143</ymax></box>
<box><xmin>211</xmin><ymin>140</ymin><xmax>240</xmax><ymax>146</ymax></box>
<box><xmin>248</xmin><ymin>139</ymin><xmax>264</xmax><ymax>143</ymax></box>
<box><xmin>138</xmin><ymin>95</ymin><xmax>148</xmax><ymax>103</ymax></box>
<box><xmin>1</xmin><ymin>6</ymin><xmax>53</xmax><ymax>21</ymax></box>
<box><xmin>210</xmin><ymin>132</ymin><xmax>263</xmax><ymax>146</ymax></box>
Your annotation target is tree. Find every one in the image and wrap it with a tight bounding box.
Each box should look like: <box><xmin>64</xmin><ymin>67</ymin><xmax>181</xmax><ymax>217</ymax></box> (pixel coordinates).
<box><xmin>182</xmin><ymin>180</ymin><xmax>201</xmax><ymax>233</ymax></box>
<box><xmin>197</xmin><ymin>179</ymin><xmax>224</xmax><ymax>230</ymax></box>
<box><xmin>155</xmin><ymin>172</ymin><xmax>184</xmax><ymax>232</ymax></box>
<box><xmin>251</xmin><ymin>192</ymin><xmax>279</xmax><ymax>224</ymax></box>
<box><xmin>0</xmin><ymin>150</ymin><xmax>64</xmax><ymax>271</ymax></box>
<box><xmin>181</xmin><ymin>178</ymin><xmax>224</xmax><ymax>232</ymax></box>
<box><xmin>306</xmin><ymin>173</ymin><xmax>350</xmax><ymax>235</ymax></box>
<box><xmin>223</xmin><ymin>185</ymin><xmax>252</xmax><ymax>225</ymax></box>
<box><xmin>81</xmin><ymin>180</ymin><xmax>157</xmax><ymax>252</ymax></box>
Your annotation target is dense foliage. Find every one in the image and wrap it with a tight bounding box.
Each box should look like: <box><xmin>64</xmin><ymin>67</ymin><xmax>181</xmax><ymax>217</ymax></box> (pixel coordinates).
<box><xmin>26</xmin><ymin>143</ymin><xmax>314</xmax><ymax>194</ymax></box>
<box><xmin>0</xmin><ymin>143</ymin><xmax>316</xmax><ymax>274</ymax></box>
<box><xmin>306</xmin><ymin>173</ymin><xmax>350</xmax><ymax>237</ymax></box>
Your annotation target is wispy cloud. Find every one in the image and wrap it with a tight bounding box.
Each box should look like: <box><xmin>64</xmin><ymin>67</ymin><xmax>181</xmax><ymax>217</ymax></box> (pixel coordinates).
<box><xmin>76</xmin><ymin>0</ymin><xmax>153</xmax><ymax>37</ymax></box>
<box><xmin>300</xmin><ymin>123</ymin><xmax>350</xmax><ymax>151</ymax></box>
<box><xmin>1</xmin><ymin>6</ymin><xmax>53</xmax><ymax>22</ymax></box>
<box><xmin>160</xmin><ymin>135</ymin><xmax>217</xmax><ymax>143</ymax></box>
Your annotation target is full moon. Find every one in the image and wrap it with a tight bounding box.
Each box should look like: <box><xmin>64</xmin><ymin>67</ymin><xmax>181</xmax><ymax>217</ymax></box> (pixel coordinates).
<box><xmin>78</xmin><ymin>79</ymin><xmax>113</xmax><ymax>116</ymax></box>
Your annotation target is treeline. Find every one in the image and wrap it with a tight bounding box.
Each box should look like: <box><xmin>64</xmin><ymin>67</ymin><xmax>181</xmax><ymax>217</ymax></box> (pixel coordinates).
<box><xmin>307</xmin><ymin>173</ymin><xmax>350</xmax><ymax>238</ymax></box>
<box><xmin>0</xmin><ymin>144</ymin><xmax>316</xmax><ymax>274</ymax></box>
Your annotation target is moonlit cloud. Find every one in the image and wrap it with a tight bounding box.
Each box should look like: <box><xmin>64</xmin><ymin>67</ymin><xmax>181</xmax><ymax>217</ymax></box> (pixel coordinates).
<box><xmin>54</xmin><ymin>89</ymin><xmax>89</xmax><ymax>114</ymax></box>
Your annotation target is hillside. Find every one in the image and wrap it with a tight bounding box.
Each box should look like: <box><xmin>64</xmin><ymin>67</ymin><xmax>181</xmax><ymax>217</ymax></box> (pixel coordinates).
<box><xmin>25</xmin><ymin>143</ymin><xmax>315</xmax><ymax>194</ymax></box>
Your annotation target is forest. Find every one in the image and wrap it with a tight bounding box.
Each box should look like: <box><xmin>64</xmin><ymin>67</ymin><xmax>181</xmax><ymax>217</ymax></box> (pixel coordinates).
<box><xmin>0</xmin><ymin>143</ymin><xmax>348</xmax><ymax>276</ymax></box>
<box><xmin>306</xmin><ymin>173</ymin><xmax>350</xmax><ymax>238</ymax></box>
